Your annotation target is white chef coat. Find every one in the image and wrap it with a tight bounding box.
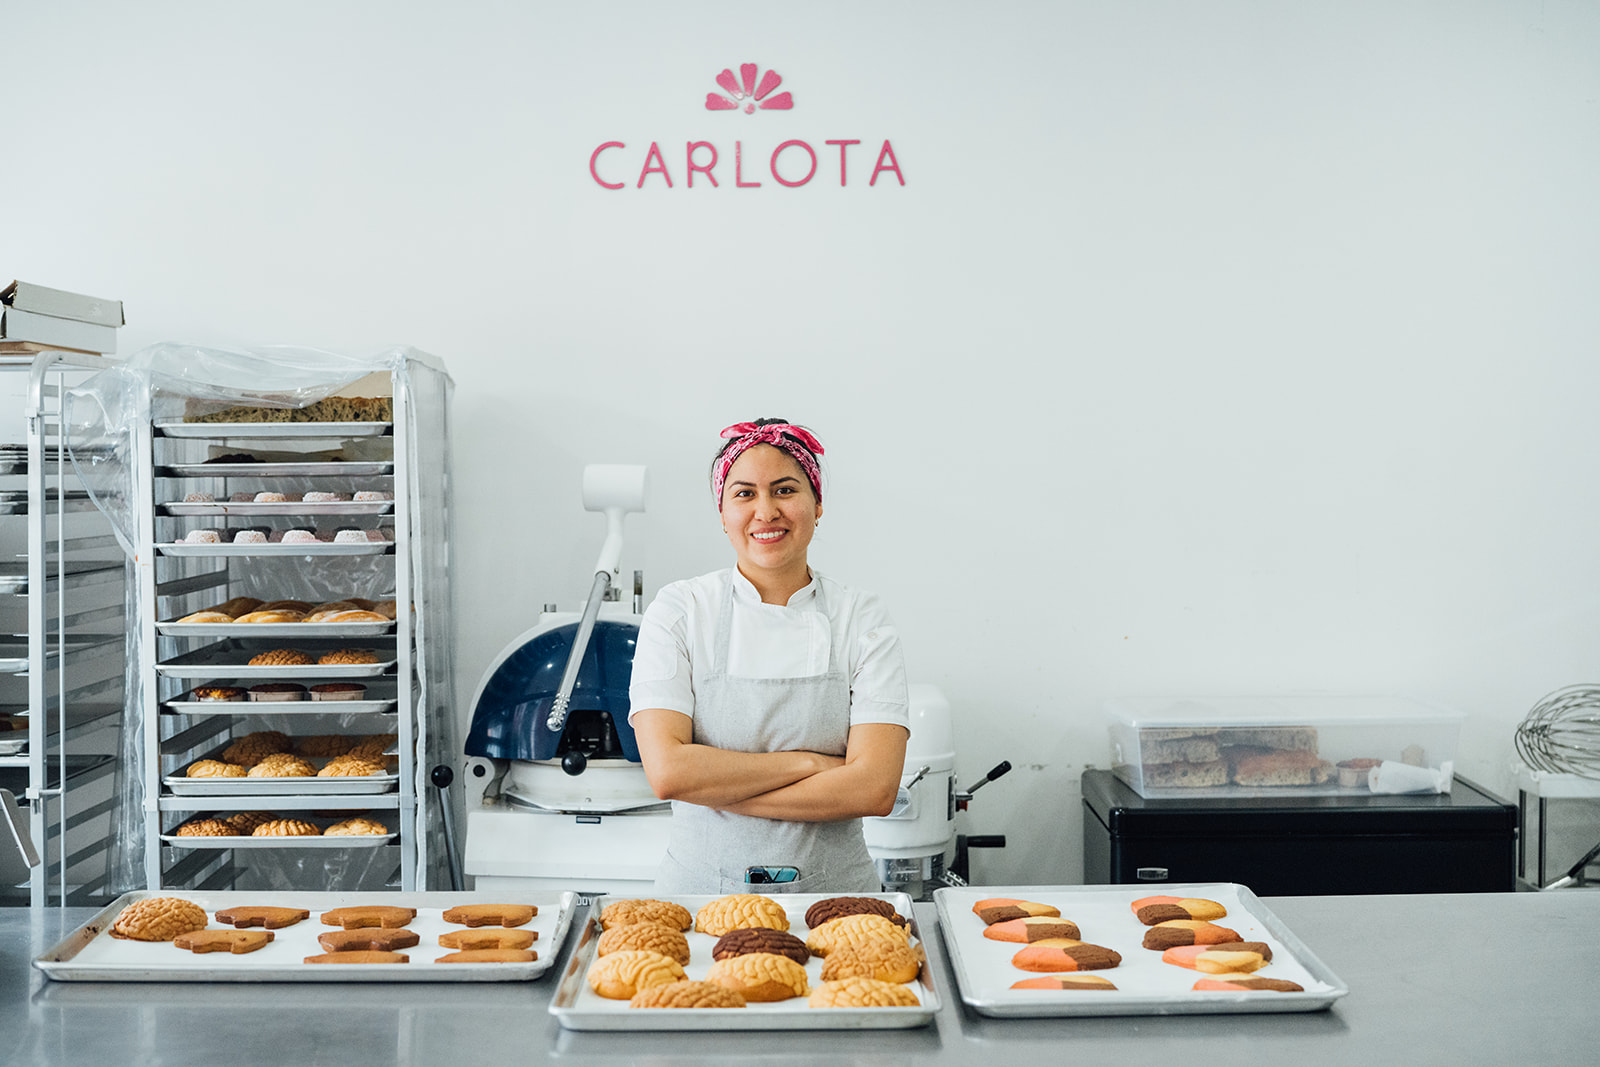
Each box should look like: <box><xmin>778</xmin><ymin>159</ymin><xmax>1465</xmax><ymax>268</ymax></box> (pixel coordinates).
<box><xmin>627</xmin><ymin>567</ymin><xmax>909</xmax><ymax>732</ymax></box>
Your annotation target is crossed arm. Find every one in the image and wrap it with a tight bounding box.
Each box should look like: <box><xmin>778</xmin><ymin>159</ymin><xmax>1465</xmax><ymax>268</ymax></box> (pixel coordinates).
<box><xmin>630</xmin><ymin>707</ymin><xmax>909</xmax><ymax>822</ymax></box>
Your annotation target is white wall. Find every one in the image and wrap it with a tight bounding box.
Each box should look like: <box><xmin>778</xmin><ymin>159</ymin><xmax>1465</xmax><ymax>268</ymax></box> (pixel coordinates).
<box><xmin>6</xmin><ymin>0</ymin><xmax>1598</xmax><ymax>885</ymax></box>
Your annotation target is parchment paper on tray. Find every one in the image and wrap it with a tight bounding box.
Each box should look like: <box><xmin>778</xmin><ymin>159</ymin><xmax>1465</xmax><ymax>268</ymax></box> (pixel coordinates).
<box><xmin>933</xmin><ymin>882</ymin><xmax>1347</xmax><ymax>1018</ymax></box>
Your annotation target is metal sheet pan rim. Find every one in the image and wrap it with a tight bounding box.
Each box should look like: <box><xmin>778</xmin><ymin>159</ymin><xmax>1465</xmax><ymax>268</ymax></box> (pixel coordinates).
<box><xmin>160</xmin><ymin>462</ymin><xmax>394</xmax><ymax>477</ymax></box>
<box><xmin>155</xmin><ymin>660</ymin><xmax>397</xmax><ymax>680</ymax></box>
<box><xmin>158</xmin><ymin>543</ymin><xmax>392</xmax><ymax>557</ymax></box>
<box><xmin>162</xmin><ymin>699</ymin><xmax>397</xmax><ymax>715</ymax></box>
<box><xmin>549</xmin><ymin>892</ymin><xmax>939</xmax><ymax>1031</ymax></box>
<box><xmin>159</xmin><ymin>833</ymin><xmax>397</xmax><ymax>848</ymax></box>
<box><xmin>161</xmin><ymin>501</ymin><xmax>394</xmax><ymax>516</ymax></box>
<box><xmin>34</xmin><ymin>890</ymin><xmax>577</xmax><ymax>983</ymax></box>
<box><xmin>154</xmin><ymin>421</ymin><xmax>393</xmax><ymax>439</ymax></box>
<box><xmin>157</xmin><ymin>621</ymin><xmax>395</xmax><ymax>637</ymax></box>
<box><xmin>932</xmin><ymin>882</ymin><xmax>1349</xmax><ymax>1018</ymax></box>
<box><xmin>163</xmin><ymin>773</ymin><xmax>399</xmax><ymax>796</ymax></box>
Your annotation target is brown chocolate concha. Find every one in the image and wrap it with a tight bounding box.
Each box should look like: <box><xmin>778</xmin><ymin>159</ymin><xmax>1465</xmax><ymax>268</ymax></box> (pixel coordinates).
<box><xmin>711</xmin><ymin>926</ymin><xmax>810</xmax><ymax>965</ymax></box>
<box><xmin>803</xmin><ymin>896</ymin><xmax>906</xmax><ymax>930</ymax></box>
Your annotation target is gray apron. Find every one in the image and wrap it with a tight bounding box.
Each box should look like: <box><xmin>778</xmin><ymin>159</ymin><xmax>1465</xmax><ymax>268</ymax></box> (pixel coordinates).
<box><xmin>653</xmin><ymin>577</ymin><xmax>879</xmax><ymax>894</ymax></box>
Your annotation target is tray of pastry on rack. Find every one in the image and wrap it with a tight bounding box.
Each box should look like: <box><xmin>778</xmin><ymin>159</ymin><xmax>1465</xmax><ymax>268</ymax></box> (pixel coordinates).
<box><xmin>161</xmin><ymin>810</ymin><xmax>398</xmax><ymax>847</ymax></box>
<box><xmin>164</xmin><ymin>680</ymin><xmax>398</xmax><ymax>716</ymax></box>
<box><xmin>155</xmin><ymin>640</ymin><xmax>397</xmax><ymax>679</ymax></box>
<box><xmin>157</xmin><ymin>597</ymin><xmax>397</xmax><ymax>638</ymax></box>
<box><xmin>163</xmin><ymin>732</ymin><xmax>399</xmax><ymax>796</ymax></box>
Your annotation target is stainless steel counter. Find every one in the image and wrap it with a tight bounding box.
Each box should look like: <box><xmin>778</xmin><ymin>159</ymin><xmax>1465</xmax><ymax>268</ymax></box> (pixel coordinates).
<box><xmin>3</xmin><ymin>892</ymin><xmax>1596</xmax><ymax>1064</ymax></box>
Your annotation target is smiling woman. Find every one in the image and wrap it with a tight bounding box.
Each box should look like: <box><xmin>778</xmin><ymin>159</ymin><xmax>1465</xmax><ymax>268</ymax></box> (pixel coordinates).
<box><xmin>626</xmin><ymin>418</ymin><xmax>911</xmax><ymax>894</ymax></box>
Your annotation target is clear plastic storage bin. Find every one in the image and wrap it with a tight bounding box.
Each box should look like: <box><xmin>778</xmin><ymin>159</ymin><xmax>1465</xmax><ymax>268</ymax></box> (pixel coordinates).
<box><xmin>1107</xmin><ymin>696</ymin><xmax>1464</xmax><ymax>798</ymax></box>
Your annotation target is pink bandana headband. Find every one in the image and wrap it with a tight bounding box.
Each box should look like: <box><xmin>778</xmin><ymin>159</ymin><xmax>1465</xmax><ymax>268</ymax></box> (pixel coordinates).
<box><xmin>712</xmin><ymin>422</ymin><xmax>825</xmax><ymax>508</ymax></box>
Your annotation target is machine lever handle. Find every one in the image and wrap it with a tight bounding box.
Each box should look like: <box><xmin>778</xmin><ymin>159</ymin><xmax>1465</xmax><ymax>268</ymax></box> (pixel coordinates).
<box><xmin>902</xmin><ymin>765</ymin><xmax>931</xmax><ymax>790</ymax></box>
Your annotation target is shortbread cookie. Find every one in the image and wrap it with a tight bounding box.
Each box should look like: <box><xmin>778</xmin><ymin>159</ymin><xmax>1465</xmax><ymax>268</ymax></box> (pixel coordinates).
<box><xmin>247</xmin><ymin>648</ymin><xmax>314</xmax><ymax>667</ymax></box>
<box><xmin>971</xmin><ymin>898</ymin><xmax>1061</xmax><ymax>925</ymax></box>
<box><xmin>981</xmin><ymin>917</ymin><xmax>1082</xmax><ymax>944</ymax></box>
<box><xmin>436</xmin><ymin>949</ymin><xmax>537</xmax><ymax>963</ymax></box>
<box><xmin>586</xmin><ymin>949</ymin><xmax>687</xmax><ymax>1000</ymax></box>
<box><xmin>710</xmin><ymin>926</ymin><xmax>809</xmax><ymax>965</ymax></box>
<box><xmin>600</xmin><ymin>898</ymin><xmax>692</xmax><ymax>932</ymax></box>
<box><xmin>247</xmin><ymin>753</ymin><xmax>317</xmax><ymax>778</ymax></box>
<box><xmin>109</xmin><ymin>897</ymin><xmax>209</xmax><ymax>942</ymax></box>
<box><xmin>630</xmin><ymin>980</ymin><xmax>747</xmax><ymax>1009</ymax></box>
<box><xmin>320</xmin><ymin>906</ymin><xmax>416</xmax><ymax>929</ymax></box>
<box><xmin>805</xmin><ymin>896</ymin><xmax>907</xmax><ymax>929</ymax></box>
<box><xmin>1011</xmin><ymin>975</ymin><xmax>1118</xmax><ymax>991</ymax></box>
<box><xmin>185</xmin><ymin>760</ymin><xmax>246</xmax><ymax>778</ymax></box>
<box><xmin>597</xmin><ymin>922</ymin><xmax>691</xmax><ymax>965</ymax></box>
<box><xmin>1162</xmin><ymin>942</ymin><xmax>1273</xmax><ymax>974</ymax></box>
<box><xmin>819</xmin><ymin>937</ymin><xmax>921</xmax><ymax>984</ymax></box>
<box><xmin>694</xmin><ymin>894</ymin><xmax>790</xmax><ymax>936</ymax></box>
<box><xmin>1193</xmin><ymin>974</ymin><xmax>1304</xmax><ymax>992</ymax></box>
<box><xmin>304</xmin><ymin>951</ymin><xmax>408</xmax><ymax>964</ymax></box>
<box><xmin>438</xmin><ymin>928</ymin><xmax>537</xmax><ymax>951</ymax></box>
<box><xmin>441</xmin><ymin>903</ymin><xmax>536</xmax><ymax>928</ymax></box>
<box><xmin>173</xmin><ymin>930</ymin><xmax>274</xmax><ymax>954</ymax></box>
<box><xmin>252</xmin><ymin>819</ymin><xmax>321</xmax><ymax>837</ymax></box>
<box><xmin>807</xmin><ymin>977</ymin><xmax>919</xmax><ymax>1008</ymax></box>
<box><xmin>704</xmin><ymin>951</ymin><xmax>809</xmax><ymax>1002</ymax></box>
<box><xmin>317</xmin><ymin>928</ymin><xmax>422</xmax><ymax>952</ymax></box>
<box><xmin>804</xmin><ymin>913</ymin><xmax>910</xmax><ymax>958</ymax></box>
<box><xmin>1131</xmin><ymin>895</ymin><xmax>1229</xmax><ymax>925</ymax></box>
<box><xmin>1141</xmin><ymin>920</ymin><xmax>1242</xmax><ymax>950</ymax></box>
<box><xmin>1012</xmin><ymin>940</ymin><xmax>1124</xmax><ymax>972</ymax></box>
<box><xmin>214</xmin><ymin>906</ymin><xmax>310</xmax><ymax>930</ymax></box>
<box><xmin>174</xmin><ymin>818</ymin><xmax>239</xmax><ymax>837</ymax></box>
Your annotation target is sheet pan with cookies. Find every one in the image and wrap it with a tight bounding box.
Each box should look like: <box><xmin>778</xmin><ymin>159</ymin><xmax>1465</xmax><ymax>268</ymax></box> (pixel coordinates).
<box><xmin>549</xmin><ymin>892</ymin><xmax>940</xmax><ymax>1030</ymax></box>
<box><xmin>933</xmin><ymin>882</ymin><xmax>1348</xmax><ymax>1017</ymax></box>
<box><xmin>34</xmin><ymin>891</ymin><xmax>578</xmax><ymax>983</ymax></box>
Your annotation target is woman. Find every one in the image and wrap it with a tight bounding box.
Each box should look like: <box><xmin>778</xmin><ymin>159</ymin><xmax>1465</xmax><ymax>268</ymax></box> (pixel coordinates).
<box><xmin>628</xmin><ymin>419</ymin><xmax>910</xmax><ymax>893</ymax></box>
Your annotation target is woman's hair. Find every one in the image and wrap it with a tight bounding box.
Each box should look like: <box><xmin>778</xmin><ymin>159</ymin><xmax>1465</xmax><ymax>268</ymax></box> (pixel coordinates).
<box><xmin>709</xmin><ymin>418</ymin><xmax>825</xmax><ymax>507</ymax></box>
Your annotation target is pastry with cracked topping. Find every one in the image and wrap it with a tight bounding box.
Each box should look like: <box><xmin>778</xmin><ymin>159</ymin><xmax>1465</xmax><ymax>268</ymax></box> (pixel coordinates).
<box><xmin>710</xmin><ymin>926</ymin><xmax>809</xmax><ymax>965</ymax></box>
<box><xmin>694</xmin><ymin>893</ymin><xmax>790</xmax><ymax>936</ymax></box>
<box><xmin>597</xmin><ymin>922</ymin><xmax>691</xmax><ymax>965</ymax></box>
<box><xmin>109</xmin><ymin>897</ymin><xmax>208</xmax><ymax>942</ymax></box>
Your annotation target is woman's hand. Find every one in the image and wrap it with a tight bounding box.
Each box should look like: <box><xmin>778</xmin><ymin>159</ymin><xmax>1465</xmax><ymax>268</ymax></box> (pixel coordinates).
<box><xmin>631</xmin><ymin>708</ymin><xmax>847</xmax><ymax>809</ymax></box>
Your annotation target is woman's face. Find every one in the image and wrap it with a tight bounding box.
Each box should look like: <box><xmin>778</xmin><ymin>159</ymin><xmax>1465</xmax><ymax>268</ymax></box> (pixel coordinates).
<box><xmin>720</xmin><ymin>444</ymin><xmax>822</xmax><ymax>579</ymax></box>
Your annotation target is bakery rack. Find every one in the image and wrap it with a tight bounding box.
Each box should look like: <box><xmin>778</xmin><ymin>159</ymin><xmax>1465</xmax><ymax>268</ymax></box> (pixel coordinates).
<box><xmin>0</xmin><ymin>351</ymin><xmax>128</xmax><ymax>907</ymax></box>
<box><xmin>131</xmin><ymin>351</ymin><xmax>455</xmax><ymax>893</ymax></box>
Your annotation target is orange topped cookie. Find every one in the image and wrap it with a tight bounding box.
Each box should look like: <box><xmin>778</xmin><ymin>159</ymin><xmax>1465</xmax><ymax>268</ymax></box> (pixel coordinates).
<box><xmin>981</xmin><ymin>916</ymin><xmax>1081</xmax><ymax>944</ymax></box>
<box><xmin>1162</xmin><ymin>942</ymin><xmax>1273</xmax><ymax>974</ymax></box>
<box><xmin>1131</xmin><ymin>895</ymin><xmax>1228</xmax><ymax>925</ymax></box>
<box><xmin>1141</xmin><ymin>919</ymin><xmax>1242</xmax><ymax>950</ymax></box>
<box><xmin>971</xmin><ymin>898</ymin><xmax>1061</xmax><ymax>925</ymax></box>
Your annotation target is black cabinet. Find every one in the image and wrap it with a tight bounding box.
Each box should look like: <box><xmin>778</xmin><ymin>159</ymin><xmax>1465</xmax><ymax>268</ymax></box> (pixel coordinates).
<box><xmin>1081</xmin><ymin>768</ymin><xmax>1517</xmax><ymax>895</ymax></box>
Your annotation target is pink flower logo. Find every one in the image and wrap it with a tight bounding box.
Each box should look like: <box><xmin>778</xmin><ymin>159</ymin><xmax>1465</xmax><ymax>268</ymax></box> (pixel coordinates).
<box><xmin>705</xmin><ymin>63</ymin><xmax>793</xmax><ymax>114</ymax></box>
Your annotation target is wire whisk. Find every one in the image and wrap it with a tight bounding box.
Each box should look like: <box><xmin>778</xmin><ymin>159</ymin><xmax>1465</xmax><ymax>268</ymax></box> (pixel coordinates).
<box><xmin>1515</xmin><ymin>685</ymin><xmax>1600</xmax><ymax>779</ymax></box>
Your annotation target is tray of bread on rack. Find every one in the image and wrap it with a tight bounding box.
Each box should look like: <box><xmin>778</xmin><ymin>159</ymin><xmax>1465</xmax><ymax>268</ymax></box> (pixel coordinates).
<box><xmin>155</xmin><ymin>640</ymin><xmax>397</xmax><ymax>680</ymax></box>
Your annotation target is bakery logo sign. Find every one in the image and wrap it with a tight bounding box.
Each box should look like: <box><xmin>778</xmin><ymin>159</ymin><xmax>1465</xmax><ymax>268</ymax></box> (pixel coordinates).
<box><xmin>589</xmin><ymin>62</ymin><xmax>905</xmax><ymax>190</ymax></box>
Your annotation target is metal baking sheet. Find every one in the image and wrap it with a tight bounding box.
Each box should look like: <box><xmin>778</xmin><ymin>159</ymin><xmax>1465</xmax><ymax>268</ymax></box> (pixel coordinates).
<box><xmin>161</xmin><ymin>831</ymin><xmax>397</xmax><ymax>848</ymax></box>
<box><xmin>932</xmin><ymin>882</ymin><xmax>1348</xmax><ymax>1018</ymax></box>
<box><xmin>155</xmin><ymin>420</ymin><xmax>393</xmax><ymax>439</ymax></box>
<box><xmin>164</xmin><ymin>772</ymin><xmax>398</xmax><ymax>796</ymax></box>
<box><xmin>161</xmin><ymin>500</ymin><xmax>394</xmax><ymax>516</ymax></box>
<box><xmin>34</xmin><ymin>890</ymin><xmax>576</xmax><ymax>983</ymax></box>
<box><xmin>158</xmin><ymin>542</ymin><xmax>392</xmax><ymax>558</ymax></box>
<box><xmin>549</xmin><ymin>892</ymin><xmax>939</xmax><ymax>1031</ymax></box>
<box><xmin>0</xmin><ymin>736</ymin><xmax>25</xmax><ymax>755</ymax></box>
<box><xmin>160</xmin><ymin>461</ymin><xmax>394</xmax><ymax>478</ymax></box>
<box><xmin>163</xmin><ymin>697</ymin><xmax>398</xmax><ymax>716</ymax></box>
<box><xmin>157</xmin><ymin>620</ymin><xmax>396</xmax><ymax>638</ymax></box>
<box><xmin>155</xmin><ymin>643</ymin><xmax>396</xmax><ymax>680</ymax></box>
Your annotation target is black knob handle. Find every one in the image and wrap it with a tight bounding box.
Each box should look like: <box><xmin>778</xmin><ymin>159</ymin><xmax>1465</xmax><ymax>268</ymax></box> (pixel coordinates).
<box><xmin>985</xmin><ymin>761</ymin><xmax>1012</xmax><ymax>782</ymax></box>
<box><xmin>431</xmin><ymin>765</ymin><xmax>454</xmax><ymax>789</ymax></box>
<box><xmin>561</xmin><ymin>750</ymin><xmax>588</xmax><ymax>776</ymax></box>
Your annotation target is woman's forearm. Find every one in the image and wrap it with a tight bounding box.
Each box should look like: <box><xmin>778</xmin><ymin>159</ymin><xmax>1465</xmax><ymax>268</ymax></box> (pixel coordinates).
<box><xmin>719</xmin><ymin>724</ymin><xmax>907</xmax><ymax>822</ymax></box>
<box><xmin>645</xmin><ymin>742</ymin><xmax>842</xmax><ymax>808</ymax></box>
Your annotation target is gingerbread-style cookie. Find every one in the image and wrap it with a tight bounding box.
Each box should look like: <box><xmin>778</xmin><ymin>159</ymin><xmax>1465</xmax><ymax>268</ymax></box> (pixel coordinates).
<box><xmin>109</xmin><ymin>897</ymin><xmax>209</xmax><ymax>942</ymax></box>
<box><xmin>1011</xmin><ymin>940</ymin><xmax>1124</xmax><ymax>973</ymax></box>
<box><xmin>694</xmin><ymin>894</ymin><xmax>790</xmax><ymax>937</ymax></box>
<box><xmin>704</xmin><ymin>951</ymin><xmax>809</xmax><ymax>1002</ymax></box>
<box><xmin>981</xmin><ymin>917</ymin><xmax>1082</xmax><ymax>944</ymax></box>
<box><xmin>1131</xmin><ymin>895</ymin><xmax>1229</xmax><ymax>926</ymax></box>
<box><xmin>586</xmin><ymin>949</ymin><xmax>687</xmax><ymax>1000</ymax></box>
<box><xmin>804</xmin><ymin>896</ymin><xmax>907</xmax><ymax>929</ymax></box>
<box><xmin>320</xmin><ymin>906</ymin><xmax>417</xmax><ymax>929</ymax></box>
<box><xmin>304</xmin><ymin>951</ymin><xmax>408</xmax><ymax>964</ymax></box>
<box><xmin>317</xmin><ymin>928</ymin><xmax>422</xmax><ymax>952</ymax></box>
<box><xmin>597</xmin><ymin>923</ymin><xmax>691</xmax><ymax>965</ymax></box>
<box><xmin>804</xmin><ymin>913</ymin><xmax>910</xmax><ymax>958</ymax></box>
<box><xmin>214</xmin><ymin>906</ymin><xmax>310</xmax><ymax>930</ymax></box>
<box><xmin>1141</xmin><ymin>920</ymin><xmax>1242</xmax><ymax>951</ymax></box>
<box><xmin>1193</xmin><ymin>974</ymin><xmax>1304</xmax><ymax>992</ymax></box>
<box><xmin>971</xmin><ymin>898</ymin><xmax>1061</xmax><ymax>925</ymax></box>
<box><xmin>1162</xmin><ymin>941</ymin><xmax>1273</xmax><ymax>973</ymax></box>
<box><xmin>819</xmin><ymin>937</ymin><xmax>921</xmax><ymax>984</ymax></box>
<box><xmin>173</xmin><ymin>929</ymin><xmax>274</xmax><ymax>955</ymax></box>
<box><xmin>436</xmin><ymin>949</ymin><xmax>538</xmax><ymax>963</ymax></box>
<box><xmin>599</xmin><ymin>898</ymin><xmax>693</xmax><ymax>932</ymax></box>
<box><xmin>710</xmin><ymin>926</ymin><xmax>809</xmax><ymax>965</ymax></box>
<box><xmin>438</xmin><ymin>928</ymin><xmax>537</xmax><ymax>951</ymax></box>
<box><xmin>807</xmin><ymin>977</ymin><xmax>919</xmax><ymax>1008</ymax></box>
<box><xmin>441</xmin><ymin>903</ymin><xmax>536</xmax><ymax>928</ymax></box>
<box><xmin>630</xmin><ymin>980</ymin><xmax>747</xmax><ymax>1009</ymax></box>
<box><xmin>1011</xmin><ymin>975</ymin><xmax>1118</xmax><ymax>991</ymax></box>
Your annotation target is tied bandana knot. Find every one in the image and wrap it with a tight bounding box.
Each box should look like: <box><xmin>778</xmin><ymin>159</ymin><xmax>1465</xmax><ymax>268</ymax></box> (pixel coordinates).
<box><xmin>712</xmin><ymin>422</ymin><xmax>825</xmax><ymax>508</ymax></box>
